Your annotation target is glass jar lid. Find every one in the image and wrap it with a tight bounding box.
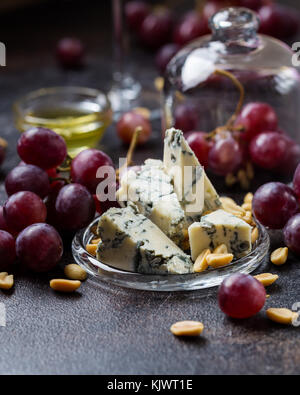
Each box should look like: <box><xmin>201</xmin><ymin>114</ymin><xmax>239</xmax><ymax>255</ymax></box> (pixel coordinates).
<box><xmin>166</xmin><ymin>7</ymin><xmax>297</xmax><ymax>93</ymax></box>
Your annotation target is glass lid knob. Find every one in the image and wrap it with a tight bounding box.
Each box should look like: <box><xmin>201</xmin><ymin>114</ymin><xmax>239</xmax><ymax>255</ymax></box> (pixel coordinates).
<box><xmin>210</xmin><ymin>7</ymin><xmax>260</xmax><ymax>49</ymax></box>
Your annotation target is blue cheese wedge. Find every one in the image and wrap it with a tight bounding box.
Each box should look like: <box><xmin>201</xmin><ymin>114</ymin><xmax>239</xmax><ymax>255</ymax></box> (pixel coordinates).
<box><xmin>188</xmin><ymin>210</ymin><xmax>252</xmax><ymax>261</ymax></box>
<box><xmin>163</xmin><ymin>128</ymin><xmax>222</xmax><ymax>216</ymax></box>
<box><xmin>117</xmin><ymin>159</ymin><xmax>187</xmax><ymax>246</ymax></box>
<box><xmin>97</xmin><ymin>205</ymin><xmax>193</xmax><ymax>275</ymax></box>
<box><xmin>149</xmin><ymin>193</ymin><xmax>187</xmax><ymax>247</ymax></box>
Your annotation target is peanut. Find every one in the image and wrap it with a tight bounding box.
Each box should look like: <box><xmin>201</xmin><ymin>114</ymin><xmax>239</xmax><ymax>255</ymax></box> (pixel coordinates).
<box><xmin>206</xmin><ymin>253</ymin><xmax>234</xmax><ymax>268</ymax></box>
<box><xmin>244</xmin><ymin>192</ymin><xmax>254</xmax><ymax>205</ymax></box>
<box><xmin>0</xmin><ymin>137</ymin><xmax>8</xmax><ymax>149</ymax></box>
<box><xmin>241</xmin><ymin>202</ymin><xmax>252</xmax><ymax>212</ymax></box>
<box><xmin>220</xmin><ymin>197</ymin><xmax>246</xmax><ymax>217</ymax></box>
<box><xmin>266</xmin><ymin>308</ymin><xmax>299</xmax><ymax>325</ymax></box>
<box><xmin>194</xmin><ymin>249</ymin><xmax>211</xmax><ymax>273</ymax></box>
<box><xmin>225</xmin><ymin>173</ymin><xmax>237</xmax><ymax>187</ymax></box>
<box><xmin>243</xmin><ymin>210</ymin><xmax>253</xmax><ymax>225</ymax></box>
<box><xmin>251</xmin><ymin>227</ymin><xmax>259</xmax><ymax>244</ymax></box>
<box><xmin>154</xmin><ymin>77</ymin><xmax>164</xmax><ymax>92</ymax></box>
<box><xmin>213</xmin><ymin>244</ymin><xmax>228</xmax><ymax>255</ymax></box>
<box><xmin>91</xmin><ymin>238</ymin><xmax>101</xmax><ymax>245</ymax></box>
<box><xmin>64</xmin><ymin>264</ymin><xmax>87</xmax><ymax>281</ymax></box>
<box><xmin>254</xmin><ymin>273</ymin><xmax>279</xmax><ymax>287</ymax></box>
<box><xmin>133</xmin><ymin>107</ymin><xmax>151</xmax><ymax>120</ymax></box>
<box><xmin>0</xmin><ymin>273</ymin><xmax>14</xmax><ymax>290</ymax></box>
<box><xmin>246</xmin><ymin>162</ymin><xmax>255</xmax><ymax>180</ymax></box>
<box><xmin>50</xmin><ymin>279</ymin><xmax>81</xmax><ymax>293</ymax></box>
<box><xmin>86</xmin><ymin>244</ymin><xmax>98</xmax><ymax>256</ymax></box>
<box><xmin>170</xmin><ymin>321</ymin><xmax>204</xmax><ymax>337</ymax></box>
<box><xmin>271</xmin><ymin>247</ymin><xmax>288</xmax><ymax>266</ymax></box>
<box><xmin>237</xmin><ymin>169</ymin><xmax>250</xmax><ymax>190</ymax></box>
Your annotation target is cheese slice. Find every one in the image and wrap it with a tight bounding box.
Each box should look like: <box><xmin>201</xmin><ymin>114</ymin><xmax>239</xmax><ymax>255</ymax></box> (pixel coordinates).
<box><xmin>163</xmin><ymin>128</ymin><xmax>222</xmax><ymax>217</ymax></box>
<box><xmin>188</xmin><ymin>209</ymin><xmax>252</xmax><ymax>261</ymax></box>
<box><xmin>97</xmin><ymin>205</ymin><xmax>193</xmax><ymax>275</ymax></box>
<box><xmin>149</xmin><ymin>193</ymin><xmax>187</xmax><ymax>247</ymax></box>
<box><xmin>117</xmin><ymin>159</ymin><xmax>187</xmax><ymax>246</ymax></box>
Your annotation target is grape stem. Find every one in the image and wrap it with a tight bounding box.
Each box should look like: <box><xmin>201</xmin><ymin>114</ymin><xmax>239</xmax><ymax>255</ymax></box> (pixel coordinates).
<box><xmin>49</xmin><ymin>176</ymin><xmax>70</xmax><ymax>184</ymax></box>
<box><xmin>195</xmin><ymin>0</ymin><xmax>205</xmax><ymax>14</ymax></box>
<box><xmin>116</xmin><ymin>127</ymin><xmax>141</xmax><ymax>181</ymax></box>
<box><xmin>57</xmin><ymin>155</ymin><xmax>73</xmax><ymax>173</ymax></box>
<box><xmin>215</xmin><ymin>69</ymin><xmax>245</xmax><ymax>128</ymax></box>
<box><xmin>207</xmin><ymin>69</ymin><xmax>245</xmax><ymax>139</ymax></box>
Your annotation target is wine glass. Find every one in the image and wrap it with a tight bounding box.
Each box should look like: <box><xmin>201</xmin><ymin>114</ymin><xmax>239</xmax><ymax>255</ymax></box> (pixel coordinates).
<box><xmin>108</xmin><ymin>0</ymin><xmax>142</xmax><ymax>115</ymax></box>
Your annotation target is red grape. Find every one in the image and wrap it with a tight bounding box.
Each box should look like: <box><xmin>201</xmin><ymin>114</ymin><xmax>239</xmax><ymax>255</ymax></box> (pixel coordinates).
<box><xmin>274</xmin><ymin>136</ymin><xmax>300</xmax><ymax>175</ymax></box>
<box><xmin>253</xmin><ymin>182</ymin><xmax>299</xmax><ymax>229</ymax></box>
<box><xmin>71</xmin><ymin>149</ymin><xmax>114</xmax><ymax>194</ymax></box>
<box><xmin>238</xmin><ymin>0</ymin><xmax>264</xmax><ymax>10</ymax></box>
<box><xmin>203</xmin><ymin>0</ymin><xmax>224</xmax><ymax>23</ymax></box>
<box><xmin>186</xmin><ymin>132</ymin><xmax>211</xmax><ymax>168</ymax></box>
<box><xmin>5</xmin><ymin>164</ymin><xmax>50</xmax><ymax>198</ymax></box>
<box><xmin>250</xmin><ymin>132</ymin><xmax>288</xmax><ymax>170</ymax></box>
<box><xmin>0</xmin><ymin>230</ymin><xmax>16</xmax><ymax>271</ymax></box>
<box><xmin>93</xmin><ymin>193</ymin><xmax>120</xmax><ymax>216</ymax></box>
<box><xmin>174</xmin><ymin>103</ymin><xmax>198</xmax><ymax>134</ymax></box>
<box><xmin>47</xmin><ymin>167</ymin><xmax>58</xmax><ymax>179</ymax></box>
<box><xmin>293</xmin><ymin>163</ymin><xmax>300</xmax><ymax>199</ymax></box>
<box><xmin>117</xmin><ymin>112</ymin><xmax>152</xmax><ymax>145</ymax></box>
<box><xmin>259</xmin><ymin>4</ymin><xmax>300</xmax><ymax>39</ymax></box>
<box><xmin>55</xmin><ymin>184</ymin><xmax>95</xmax><ymax>231</ymax></box>
<box><xmin>93</xmin><ymin>194</ymin><xmax>102</xmax><ymax>214</ymax></box>
<box><xmin>16</xmin><ymin>223</ymin><xmax>63</xmax><ymax>273</ymax></box>
<box><xmin>3</xmin><ymin>191</ymin><xmax>47</xmax><ymax>233</ymax></box>
<box><xmin>155</xmin><ymin>43</ymin><xmax>179</xmax><ymax>74</ymax></box>
<box><xmin>0</xmin><ymin>206</ymin><xmax>9</xmax><ymax>232</ymax></box>
<box><xmin>173</xmin><ymin>12</ymin><xmax>209</xmax><ymax>47</ymax></box>
<box><xmin>218</xmin><ymin>273</ymin><xmax>266</xmax><ymax>319</ymax></box>
<box><xmin>139</xmin><ymin>8</ymin><xmax>173</xmax><ymax>49</ymax></box>
<box><xmin>284</xmin><ymin>214</ymin><xmax>300</xmax><ymax>256</ymax></box>
<box><xmin>17</xmin><ymin>127</ymin><xmax>67</xmax><ymax>170</ymax></box>
<box><xmin>125</xmin><ymin>1</ymin><xmax>150</xmax><ymax>31</ymax></box>
<box><xmin>56</xmin><ymin>37</ymin><xmax>85</xmax><ymax>69</ymax></box>
<box><xmin>236</xmin><ymin>102</ymin><xmax>278</xmax><ymax>141</ymax></box>
<box><xmin>208</xmin><ymin>136</ymin><xmax>243</xmax><ymax>176</ymax></box>
<box><xmin>45</xmin><ymin>180</ymin><xmax>66</xmax><ymax>226</ymax></box>
<box><xmin>0</xmin><ymin>206</ymin><xmax>18</xmax><ymax>237</ymax></box>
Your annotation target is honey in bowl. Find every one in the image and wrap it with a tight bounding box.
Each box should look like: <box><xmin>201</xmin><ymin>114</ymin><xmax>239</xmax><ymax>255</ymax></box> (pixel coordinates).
<box><xmin>14</xmin><ymin>87</ymin><xmax>112</xmax><ymax>157</ymax></box>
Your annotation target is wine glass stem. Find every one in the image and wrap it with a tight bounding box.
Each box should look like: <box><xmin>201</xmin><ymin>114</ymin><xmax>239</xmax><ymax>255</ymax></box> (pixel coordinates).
<box><xmin>112</xmin><ymin>0</ymin><xmax>125</xmax><ymax>84</ymax></box>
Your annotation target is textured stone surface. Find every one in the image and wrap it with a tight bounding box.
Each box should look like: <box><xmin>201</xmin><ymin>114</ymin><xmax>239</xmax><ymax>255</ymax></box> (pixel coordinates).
<box><xmin>0</xmin><ymin>0</ymin><xmax>300</xmax><ymax>375</ymax></box>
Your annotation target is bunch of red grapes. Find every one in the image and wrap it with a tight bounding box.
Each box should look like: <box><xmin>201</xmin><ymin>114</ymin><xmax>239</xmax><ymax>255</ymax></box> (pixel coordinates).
<box><xmin>0</xmin><ymin>128</ymin><xmax>115</xmax><ymax>274</ymax></box>
<box><xmin>185</xmin><ymin>101</ymin><xmax>300</xmax><ymax>178</ymax></box>
<box><xmin>252</xmin><ymin>164</ymin><xmax>300</xmax><ymax>256</ymax></box>
<box><xmin>125</xmin><ymin>0</ymin><xmax>300</xmax><ymax>74</ymax></box>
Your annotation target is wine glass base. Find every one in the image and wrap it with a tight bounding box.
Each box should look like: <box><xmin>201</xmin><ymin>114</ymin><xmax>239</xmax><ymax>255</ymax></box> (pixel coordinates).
<box><xmin>108</xmin><ymin>74</ymin><xmax>161</xmax><ymax>121</ymax></box>
<box><xmin>108</xmin><ymin>74</ymin><xmax>142</xmax><ymax>115</ymax></box>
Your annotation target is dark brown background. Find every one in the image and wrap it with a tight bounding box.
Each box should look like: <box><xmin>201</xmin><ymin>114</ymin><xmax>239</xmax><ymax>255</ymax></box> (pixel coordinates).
<box><xmin>0</xmin><ymin>0</ymin><xmax>300</xmax><ymax>375</ymax></box>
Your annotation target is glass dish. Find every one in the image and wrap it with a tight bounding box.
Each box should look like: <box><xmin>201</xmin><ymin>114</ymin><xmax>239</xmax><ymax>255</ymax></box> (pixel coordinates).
<box><xmin>13</xmin><ymin>86</ymin><xmax>112</xmax><ymax>157</ymax></box>
<box><xmin>72</xmin><ymin>217</ymin><xmax>270</xmax><ymax>292</ymax></box>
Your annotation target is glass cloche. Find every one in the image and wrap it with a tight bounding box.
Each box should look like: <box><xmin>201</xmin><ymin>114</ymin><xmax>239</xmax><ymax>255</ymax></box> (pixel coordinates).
<box><xmin>163</xmin><ymin>7</ymin><xmax>300</xmax><ymax>181</ymax></box>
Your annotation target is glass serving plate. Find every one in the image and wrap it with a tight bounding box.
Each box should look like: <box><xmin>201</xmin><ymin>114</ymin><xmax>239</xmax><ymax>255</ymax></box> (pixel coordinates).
<box><xmin>72</xmin><ymin>217</ymin><xmax>270</xmax><ymax>292</ymax></box>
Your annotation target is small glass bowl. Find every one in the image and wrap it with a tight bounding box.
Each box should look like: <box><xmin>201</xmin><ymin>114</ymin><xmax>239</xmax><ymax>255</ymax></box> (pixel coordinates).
<box><xmin>13</xmin><ymin>86</ymin><xmax>112</xmax><ymax>157</ymax></box>
<box><xmin>72</xmin><ymin>218</ymin><xmax>270</xmax><ymax>292</ymax></box>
